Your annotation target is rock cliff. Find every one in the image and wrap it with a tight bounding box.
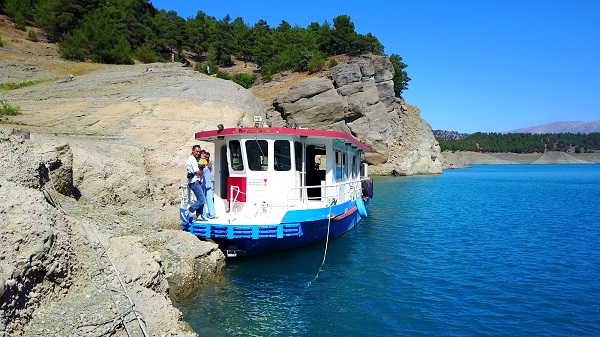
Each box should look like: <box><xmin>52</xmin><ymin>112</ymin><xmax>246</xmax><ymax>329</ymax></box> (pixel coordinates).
<box><xmin>271</xmin><ymin>54</ymin><xmax>442</xmax><ymax>175</ymax></box>
<box><xmin>0</xmin><ymin>128</ymin><xmax>224</xmax><ymax>337</ymax></box>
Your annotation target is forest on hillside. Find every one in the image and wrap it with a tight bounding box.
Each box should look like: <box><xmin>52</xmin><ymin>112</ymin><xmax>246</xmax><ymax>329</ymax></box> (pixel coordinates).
<box><xmin>437</xmin><ymin>132</ymin><xmax>600</xmax><ymax>153</ymax></box>
<box><xmin>0</xmin><ymin>0</ymin><xmax>410</xmax><ymax>95</ymax></box>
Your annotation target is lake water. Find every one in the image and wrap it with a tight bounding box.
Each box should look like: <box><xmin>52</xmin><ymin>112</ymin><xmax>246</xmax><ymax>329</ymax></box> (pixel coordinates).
<box><xmin>176</xmin><ymin>164</ymin><xmax>600</xmax><ymax>336</ymax></box>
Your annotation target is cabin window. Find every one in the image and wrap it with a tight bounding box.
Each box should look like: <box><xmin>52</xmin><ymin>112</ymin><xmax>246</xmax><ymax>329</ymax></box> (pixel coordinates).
<box><xmin>246</xmin><ymin>139</ymin><xmax>269</xmax><ymax>171</ymax></box>
<box><xmin>352</xmin><ymin>155</ymin><xmax>358</xmax><ymax>178</ymax></box>
<box><xmin>343</xmin><ymin>153</ymin><xmax>349</xmax><ymax>179</ymax></box>
<box><xmin>335</xmin><ymin>150</ymin><xmax>343</xmax><ymax>180</ymax></box>
<box><xmin>274</xmin><ymin>140</ymin><xmax>291</xmax><ymax>171</ymax></box>
<box><xmin>229</xmin><ymin>140</ymin><xmax>244</xmax><ymax>171</ymax></box>
<box><xmin>360</xmin><ymin>159</ymin><xmax>365</xmax><ymax>177</ymax></box>
<box><xmin>294</xmin><ymin>141</ymin><xmax>303</xmax><ymax>172</ymax></box>
<box><xmin>306</xmin><ymin>145</ymin><xmax>326</xmax><ymax>198</ymax></box>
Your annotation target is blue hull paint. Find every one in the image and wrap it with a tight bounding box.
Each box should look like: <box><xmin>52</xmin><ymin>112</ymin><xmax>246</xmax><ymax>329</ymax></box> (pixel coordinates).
<box><xmin>181</xmin><ymin>199</ymin><xmax>369</xmax><ymax>256</ymax></box>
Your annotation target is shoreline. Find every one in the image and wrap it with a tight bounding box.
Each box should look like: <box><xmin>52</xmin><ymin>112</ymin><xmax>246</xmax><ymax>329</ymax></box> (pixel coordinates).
<box><xmin>441</xmin><ymin>151</ymin><xmax>600</xmax><ymax>169</ymax></box>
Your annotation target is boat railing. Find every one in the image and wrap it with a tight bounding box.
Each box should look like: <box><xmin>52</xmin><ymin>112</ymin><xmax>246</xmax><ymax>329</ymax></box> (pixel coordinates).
<box><xmin>180</xmin><ymin>183</ymin><xmax>190</xmax><ymax>208</ymax></box>
<box><xmin>286</xmin><ymin>178</ymin><xmax>365</xmax><ymax>210</ymax></box>
<box><xmin>228</xmin><ymin>185</ymin><xmax>241</xmax><ymax>223</ymax></box>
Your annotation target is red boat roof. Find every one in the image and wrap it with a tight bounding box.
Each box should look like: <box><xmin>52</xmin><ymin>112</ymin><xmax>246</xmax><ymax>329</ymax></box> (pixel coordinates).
<box><xmin>195</xmin><ymin>127</ymin><xmax>370</xmax><ymax>151</ymax></box>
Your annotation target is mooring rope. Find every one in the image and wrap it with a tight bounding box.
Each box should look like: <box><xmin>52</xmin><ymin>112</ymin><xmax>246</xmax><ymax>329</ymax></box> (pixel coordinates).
<box><xmin>267</xmin><ymin>204</ymin><xmax>334</xmax><ymax>337</ymax></box>
<box><xmin>310</xmin><ymin>203</ymin><xmax>333</xmax><ymax>284</ymax></box>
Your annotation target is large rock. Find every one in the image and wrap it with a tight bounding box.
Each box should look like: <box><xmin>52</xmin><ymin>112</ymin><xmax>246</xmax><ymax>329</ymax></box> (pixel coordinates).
<box><xmin>272</xmin><ymin>54</ymin><xmax>442</xmax><ymax>175</ymax></box>
<box><xmin>145</xmin><ymin>230</ymin><xmax>226</xmax><ymax>301</ymax></box>
<box><xmin>1</xmin><ymin>129</ymin><xmax>75</xmax><ymax>197</ymax></box>
<box><xmin>0</xmin><ymin>180</ymin><xmax>76</xmax><ymax>336</ymax></box>
<box><xmin>273</xmin><ymin>77</ymin><xmax>348</xmax><ymax>129</ymax></box>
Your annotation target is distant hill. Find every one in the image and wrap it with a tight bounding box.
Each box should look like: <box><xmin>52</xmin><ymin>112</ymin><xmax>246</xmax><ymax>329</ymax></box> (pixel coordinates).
<box><xmin>509</xmin><ymin>120</ymin><xmax>600</xmax><ymax>134</ymax></box>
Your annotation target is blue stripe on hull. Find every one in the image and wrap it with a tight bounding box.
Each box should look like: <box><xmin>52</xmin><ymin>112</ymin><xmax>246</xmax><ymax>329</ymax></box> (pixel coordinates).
<box><xmin>224</xmin><ymin>210</ymin><xmax>362</xmax><ymax>255</ymax></box>
<box><xmin>181</xmin><ymin>199</ymin><xmax>367</xmax><ymax>256</ymax></box>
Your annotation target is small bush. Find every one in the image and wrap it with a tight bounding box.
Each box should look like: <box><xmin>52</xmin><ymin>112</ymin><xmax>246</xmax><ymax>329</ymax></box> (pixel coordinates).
<box><xmin>261</xmin><ymin>68</ymin><xmax>273</xmax><ymax>82</ymax></box>
<box><xmin>308</xmin><ymin>56</ymin><xmax>326</xmax><ymax>73</ymax></box>
<box><xmin>133</xmin><ymin>44</ymin><xmax>158</xmax><ymax>63</ymax></box>
<box><xmin>216</xmin><ymin>70</ymin><xmax>230</xmax><ymax>80</ymax></box>
<box><xmin>328</xmin><ymin>59</ymin><xmax>338</xmax><ymax>69</ymax></box>
<box><xmin>0</xmin><ymin>79</ymin><xmax>46</xmax><ymax>90</ymax></box>
<box><xmin>231</xmin><ymin>73</ymin><xmax>256</xmax><ymax>89</ymax></box>
<box><xmin>0</xmin><ymin>100</ymin><xmax>21</xmax><ymax>116</ymax></box>
<box><xmin>14</xmin><ymin>12</ymin><xmax>26</xmax><ymax>31</ymax></box>
<box><xmin>219</xmin><ymin>54</ymin><xmax>233</xmax><ymax>67</ymax></box>
<box><xmin>27</xmin><ymin>30</ymin><xmax>38</xmax><ymax>42</ymax></box>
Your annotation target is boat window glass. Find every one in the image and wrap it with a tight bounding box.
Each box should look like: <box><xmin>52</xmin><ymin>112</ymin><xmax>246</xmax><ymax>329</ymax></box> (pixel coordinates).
<box><xmin>246</xmin><ymin>139</ymin><xmax>269</xmax><ymax>171</ymax></box>
<box><xmin>294</xmin><ymin>141</ymin><xmax>302</xmax><ymax>171</ymax></box>
<box><xmin>274</xmin><ymin>140</ymin><xmax>291</xmax><ymax>171</ymax></box>
<box><xmin>308</xmin><ymin>145</ymin><xmax>326</xmax><ymax>172</ymax></box>
<box><xmin>229</xmin><ymin>140</ymin><xmax>244</xmax><ymax>171</ymax></box>
<box><xmin>352</xmin><ymin>155</ymin><xmax>358</xmax><ymax>178</ymax></box>
<box><xmin>343</xmin><ymin>152</ymin><xmax>348</xmax><ymax>179</ymax></box>
<box><xmin>360</xmin><ymin>157</ymin><xmax>365</xmax><ymax>177</ymax></box>
<box><xmin>335</xmin><ymin>150</ymin><xmax>343</xmax><ymax>180</ymax></box>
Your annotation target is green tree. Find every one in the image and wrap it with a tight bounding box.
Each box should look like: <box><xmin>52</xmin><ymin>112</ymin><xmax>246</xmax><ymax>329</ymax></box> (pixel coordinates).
<box><xmin>308</xmin><ymin>21</ymin><xmax>332</xmax><ymax>54</ymax></box>
<box><xmin>231</xmin><ymin>17</ymin><xmax>254</xmax><ymax>64</ymax></box>
<box><xmin>253</xmin><ymin>19</ymin><xmax>275</xmax><ymax>68</ymax></box>
<box><xmin>58</xmin><ymin>4</ymin><xmax>133</xmax><ymax>64</ymax></box>
<box><xmin>389</xmin><ymin>54</ymin><xmax>410</xmax><ymax>97</ymax></box>
<box><xmin>150</xmin><ymin>9</ymin><xmax>185</xmax><ymax>56</ymax></box>
<box><xmin>35</xmin><ymin>0</ymin><xmax>103</xmax><ymax>40</ymax></box>
<box><xmin>185</xmin><ymin>10</ymin><xmax>215</xmax><ymax>60</ymax></box>
<box><xmin>355</xmin><ymin>33</ymin><xmax>384</xmax><ymax>54</ymax></box>
<box><xmin>208</xmin><ymin>14</ymin><xmax>235</xmax><ymax>66</ymax></box>
<box><xmin>3</xmin><ymin>0</ymin><xmax>31</xmax><ymax>28</ymax></box>
<box><xmin>331</xmin><ymin>15</ymin><xmax>357</xmax><ymax>55</ymax></box>
<box><xmin>119</xmin><ymin>0</ymin><xmax>156</xmax><ymax>50</ymax></box>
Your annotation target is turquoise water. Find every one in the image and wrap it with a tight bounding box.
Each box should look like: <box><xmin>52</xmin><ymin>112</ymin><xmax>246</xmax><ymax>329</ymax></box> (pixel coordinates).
<box><xmin>176</xmin><ymin>164</ymin><xmax>600</xmax><ymax>336</ymax></box>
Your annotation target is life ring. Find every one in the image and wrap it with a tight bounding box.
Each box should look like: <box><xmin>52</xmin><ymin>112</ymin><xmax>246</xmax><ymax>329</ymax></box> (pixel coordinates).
<box><xmin>356</xmin><ymin>197</ymin><xmax>367</xmax><ymax>218</ymax></box>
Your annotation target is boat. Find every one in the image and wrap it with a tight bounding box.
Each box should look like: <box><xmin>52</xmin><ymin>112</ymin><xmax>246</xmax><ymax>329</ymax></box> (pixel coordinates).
<box><xmin>179</xmin><ymin>119</ymin><xmax>374</xmax><ymax>257</ymax></box>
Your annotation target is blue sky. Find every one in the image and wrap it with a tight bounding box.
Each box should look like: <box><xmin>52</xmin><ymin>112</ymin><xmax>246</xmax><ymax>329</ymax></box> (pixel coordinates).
<box><xmin>150</xmin><ymin>0</ymin><xmax>600</xmax><ymax>133</ymax></box>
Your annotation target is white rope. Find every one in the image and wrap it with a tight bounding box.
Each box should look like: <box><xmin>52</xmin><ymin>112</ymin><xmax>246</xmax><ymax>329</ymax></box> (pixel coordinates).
<box><xmin>310</xmin><ymin>204</ymin><xmax>333</xmax><ymax>284</ymax></box>
<box><xmin>268</xmin><ymin>204</ymin><xmax>334</xmax><ymax>337</ymax></box>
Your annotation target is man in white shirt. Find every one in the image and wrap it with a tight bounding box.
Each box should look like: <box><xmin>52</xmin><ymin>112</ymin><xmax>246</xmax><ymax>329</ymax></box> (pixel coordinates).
<box><xmin>185</xmin><ymin>145</ymin><xmax>206</xmax><ymax>220</ymax></box>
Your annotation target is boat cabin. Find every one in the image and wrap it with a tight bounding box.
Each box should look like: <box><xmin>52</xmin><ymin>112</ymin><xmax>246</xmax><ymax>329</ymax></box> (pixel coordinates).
<box><xmin>193</xmin><ymin>127</ymin><xmax>369</xmax><ymax>223</ymax></box>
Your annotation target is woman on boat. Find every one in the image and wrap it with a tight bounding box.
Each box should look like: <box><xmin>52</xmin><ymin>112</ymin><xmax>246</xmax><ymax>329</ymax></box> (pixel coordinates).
<box><xmin>201</xmin><ymin>151</ymin><xmax>217</xmax><ymax>219</ymax></box>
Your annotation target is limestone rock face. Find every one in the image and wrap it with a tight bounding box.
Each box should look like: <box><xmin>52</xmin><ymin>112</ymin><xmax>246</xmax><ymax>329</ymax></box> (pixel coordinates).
<box><xmin>145</xmin><ymin>230</ymin><xmax>226</xmax><ymax>301</ymax></box>
<box><xmin>1</xmin><ymin>129</ymin><xmax>75</xmax><ymax>196</ymax></box>
<box><xmin>272</xmin><ymin>54</ymin><xmax>442</xmax><ymax>175</ymax></box>
<box><xmin>0</xmin><ymin>128</ymin><xmax>221</xmax><ymax>337</ymax></box>
<box><xmin>274</xmin><ymin>78</ymin><xmax>348</xmax><ymax>131</ymax></box>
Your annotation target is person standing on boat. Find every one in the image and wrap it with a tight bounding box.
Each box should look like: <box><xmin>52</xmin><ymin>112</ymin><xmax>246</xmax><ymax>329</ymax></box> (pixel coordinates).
<box><xmin>201</xmin><ymin>151</ymin><xmax>218</xmax><ymax>219</ymax></box>
<box><xmin>185</xmin><ymin>145</ymin><xmax>206</xmax><ymax>220</ymax></box>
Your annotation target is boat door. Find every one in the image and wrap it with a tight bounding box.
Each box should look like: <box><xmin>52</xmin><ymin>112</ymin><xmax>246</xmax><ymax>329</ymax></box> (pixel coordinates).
<box><xmin>218</xmin><ymin>144</ymin><xmax>228</xmax><ymax>200</ymax></box>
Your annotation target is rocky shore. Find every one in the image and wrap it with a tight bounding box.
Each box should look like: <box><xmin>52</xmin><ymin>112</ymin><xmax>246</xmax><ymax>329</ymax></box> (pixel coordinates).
<box><xmin>0</xmin><ymin>128</ymin><xmax>225</xmax><ymax>336</ymax></box>
<box><xmin>441</xmin><ymin>151</ymin><xmax>600</xmax><ymax>168</ymax></box>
